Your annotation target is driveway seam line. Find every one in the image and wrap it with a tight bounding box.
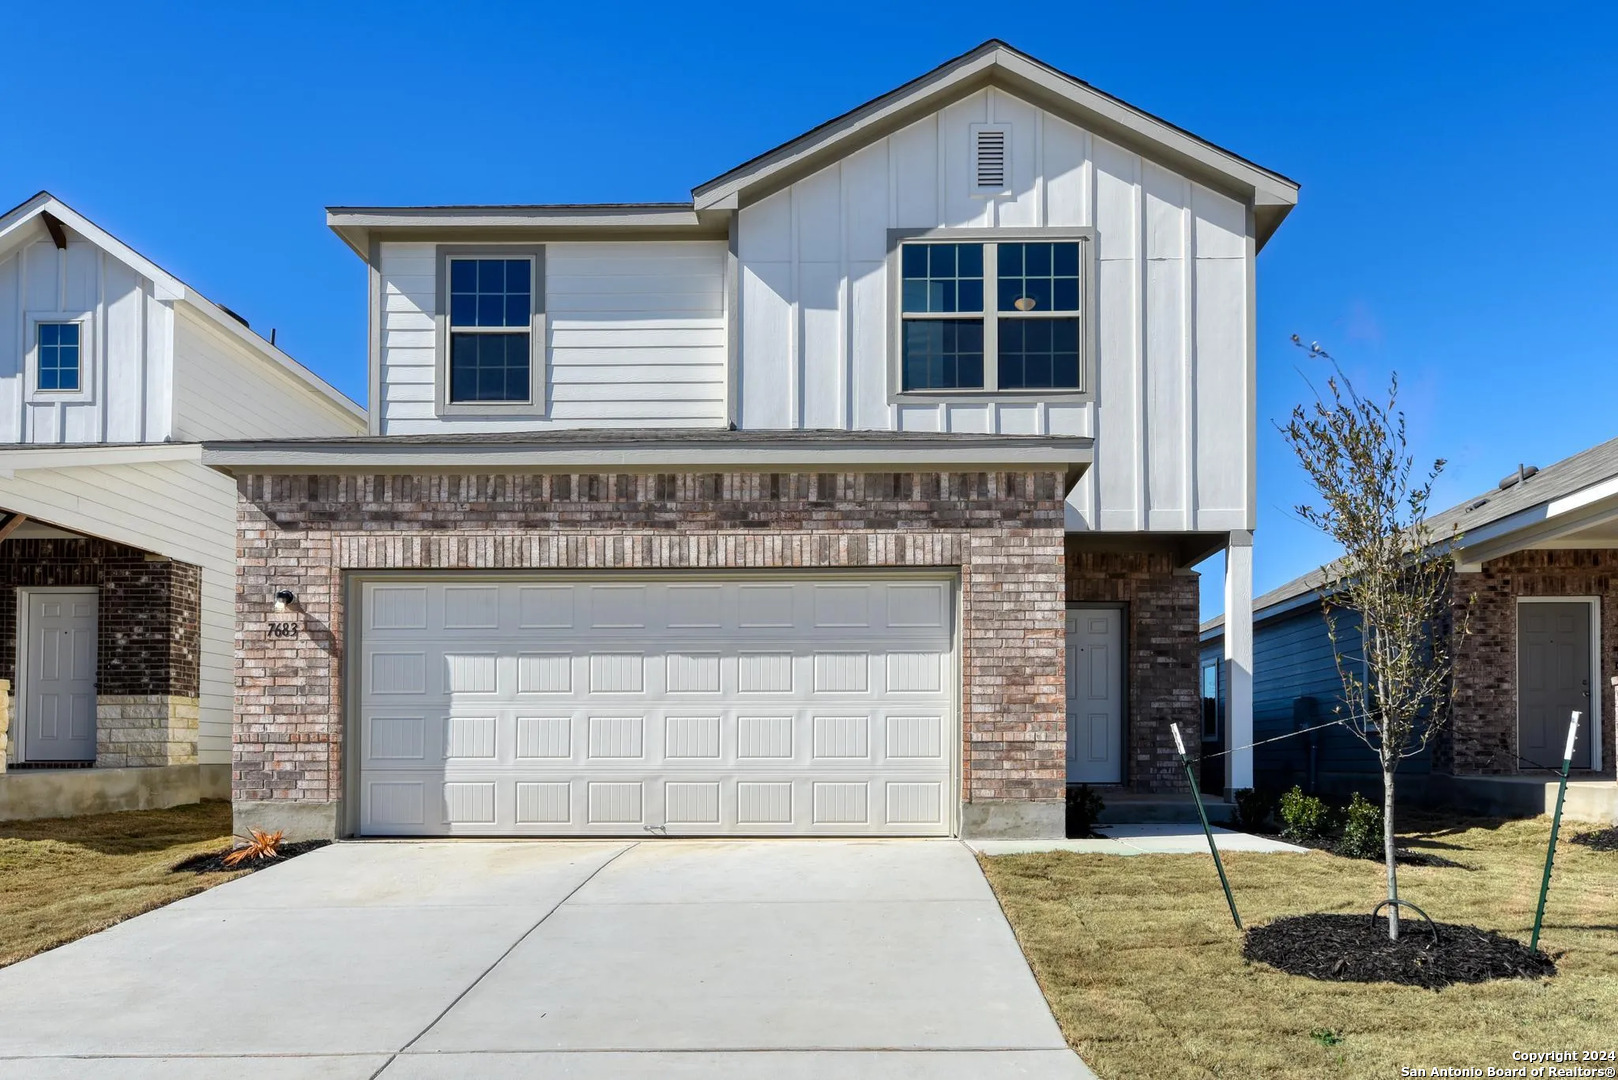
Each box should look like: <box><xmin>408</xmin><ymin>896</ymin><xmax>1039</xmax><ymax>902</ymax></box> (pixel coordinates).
<box><xmin>366</xmin><ymin>841</ymin><xmax>640</xmax><ymax>1080</ymax></box>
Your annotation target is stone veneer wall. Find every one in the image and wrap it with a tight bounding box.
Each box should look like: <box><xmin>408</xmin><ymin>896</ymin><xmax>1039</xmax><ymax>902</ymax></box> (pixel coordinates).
<box><xmin>1449</xmin><ymin>549</ymin><xmax>1618</xmax><ymax>777</ymax></box>
<box><xmin>233</xmin><ymin>470</ymin><xmax>1068</xmax><ymax>838</ymax></box>
<box><xmin>1064</xmin><ymin>545</ymin><xmax>1201</xmax><ymax>793</ymax></box>
<box><xmin>0</xmin><ymin>538</ymin><xmax>201</xmax><ymax>767</ymax></box>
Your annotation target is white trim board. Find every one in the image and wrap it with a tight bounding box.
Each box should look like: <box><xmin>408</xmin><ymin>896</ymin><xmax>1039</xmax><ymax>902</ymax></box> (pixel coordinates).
<box><xmin>1515</xmin><ymin>596</ymin><xmax>1603</xmax><ymax>773</ymax></box>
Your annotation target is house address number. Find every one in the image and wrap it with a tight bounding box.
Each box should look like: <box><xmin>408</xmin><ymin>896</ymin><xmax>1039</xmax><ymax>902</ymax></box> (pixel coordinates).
<box><xmin>266</xmin><ymin>622</ymin><xmax>298</xmax><ymax>638</ymax></box>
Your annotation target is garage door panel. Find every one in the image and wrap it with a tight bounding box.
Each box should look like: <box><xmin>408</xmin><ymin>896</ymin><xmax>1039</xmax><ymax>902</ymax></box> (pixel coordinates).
<box><xmin>357</xmin><ymin>576</ymin><xmax>954</xmax><ymax>837</ymax></box>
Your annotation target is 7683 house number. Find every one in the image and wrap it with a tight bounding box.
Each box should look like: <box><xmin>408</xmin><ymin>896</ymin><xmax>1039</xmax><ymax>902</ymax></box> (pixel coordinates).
<box><xmin>266</xmin><ymin>622</ymin><xmax>299</xmax><ymax>638</ymax></box>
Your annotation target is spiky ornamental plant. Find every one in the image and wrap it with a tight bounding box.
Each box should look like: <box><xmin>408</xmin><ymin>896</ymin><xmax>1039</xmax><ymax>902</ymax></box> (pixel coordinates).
<box><xmin>1279</xmin><ymin>337</ymin><xmax>1468</xmax><ymax>940</ymax></box>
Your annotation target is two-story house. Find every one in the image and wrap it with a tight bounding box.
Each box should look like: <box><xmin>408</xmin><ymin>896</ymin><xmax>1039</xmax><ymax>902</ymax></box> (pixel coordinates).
<box><xmin>207</xmin><ymin>41</ymin><xmax>1298</xmax><ymax>840</ymax></box>
<box><xmin>0</xmin><ymin>192</ymin><xmax>365</xmax><ymax>820</ymax></box>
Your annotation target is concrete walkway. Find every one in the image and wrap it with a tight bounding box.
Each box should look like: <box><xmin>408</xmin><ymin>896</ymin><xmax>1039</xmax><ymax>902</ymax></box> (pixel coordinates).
<box><xmin>0</xmin><ymin>839</ymin><xmax>1093</xmax><ymax>1079</ymax></box>
<box><xmin>970</xmin><ymin>823</ymin><xmax>1311</xmax><ymax>856</ymax></box>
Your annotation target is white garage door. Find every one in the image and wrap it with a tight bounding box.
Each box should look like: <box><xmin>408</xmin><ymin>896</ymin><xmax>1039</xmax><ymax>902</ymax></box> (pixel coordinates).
<box><xmin>356</xmin><ymin>575</ymin><xmax>955</xmax><ymax>837</ymax></box>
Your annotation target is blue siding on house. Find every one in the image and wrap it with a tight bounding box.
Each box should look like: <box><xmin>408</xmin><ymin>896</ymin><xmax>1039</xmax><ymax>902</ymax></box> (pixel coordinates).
<box><xmin>1203</xmin><ymin>601</ymin><xmax>1432</xmax><ymax>799</ymax></box>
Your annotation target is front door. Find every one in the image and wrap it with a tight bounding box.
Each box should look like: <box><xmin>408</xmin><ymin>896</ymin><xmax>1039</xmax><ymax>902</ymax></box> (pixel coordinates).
<box><xmin>1067</xmin><ymin>607</ymin><xmax>1122</xmax><ymax>784</ymax></box>
<box><xmin>1518</xmin><ymin>601</ymin><xmax>1592</xmax><ymax>770</ymax></box>
<box><xmin>22</xmin><ymin>588</ymin><xmax>98</xmax><ymax>763</ymax></box>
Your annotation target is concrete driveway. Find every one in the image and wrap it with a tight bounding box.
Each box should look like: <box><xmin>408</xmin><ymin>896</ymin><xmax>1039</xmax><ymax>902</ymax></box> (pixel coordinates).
<box><xmin>0</xmin><ymin>839</ymin><xmax>1093</xmax><ymax>1078</ymax></box>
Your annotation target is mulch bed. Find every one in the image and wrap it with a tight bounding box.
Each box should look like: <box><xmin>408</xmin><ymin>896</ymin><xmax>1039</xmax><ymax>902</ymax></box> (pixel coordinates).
<box><xmin>1570</xmin><ymin>826</ymin><xmax>1618</xmax><ymax>852</ymax></box>
<box><xmin>1254</xmin><ymin>832</ymin><xmax>1468</xmax><ymax>868</ymax></box>
<box><xmin>172</xmin><ymin>839</ymin><xmax>330</xmax><ymax>876</ymax></box>
<box><xmin>1244</xmin><ymin>913</ymin><xmax>1555</xmax><ymax>989</ymax></box>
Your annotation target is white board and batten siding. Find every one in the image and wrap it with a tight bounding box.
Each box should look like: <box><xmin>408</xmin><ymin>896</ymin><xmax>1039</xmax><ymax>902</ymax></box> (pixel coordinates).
<box><xmin>378</xmin><ymin>241</ymin><xmax>728</xmax><ymax>434</ymax></box>
<box><xmin>171</xmin><ymin>306</ymin><xmax>363</xmax><ymax>440</ymax></box>
<box><xmin>0</xmin><ymin>456</ymin><xmax>240</xmax><ymax>764</ymax></box>
<box><xmin>0</xmin><ymin>237</ymin><xmax>174</xmax><ymax>444</ymax></box>
<box><xmin>735</xmin><ymin>87</ymin><xmax>1253</xmax><ymax>533</ymax></box>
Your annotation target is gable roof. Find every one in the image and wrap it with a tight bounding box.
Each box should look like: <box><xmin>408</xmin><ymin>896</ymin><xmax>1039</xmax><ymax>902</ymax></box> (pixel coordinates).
<box><xmin>1202</xmin><ymin>435</ymin><xmax>1618</xmax><ymax>636</ymax></box>
<box><xmin>327</xmin><ymin>40</ymin><xmax>1299</xmax><ymax>254</ymax></box>
<box><xmin>693</xmin><ymin>40</ymin><xmax>1298</xmax><ymax>246</ymax></box>
<box><xmin>0</xmin><ymin>192</ymin><xmax>363</xmax><ymax>422</ymax></box>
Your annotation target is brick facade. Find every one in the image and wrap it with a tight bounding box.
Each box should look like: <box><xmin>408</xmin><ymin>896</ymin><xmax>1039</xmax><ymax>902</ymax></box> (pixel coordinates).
<box><xmin>0</xmin><ymin>538</ymin><xmax>201</xmax><ymax>699</ymax></box>
<box><xmin>1064</xmin><ymin>544</ymin><xmax>1201</xmax><ymax>793</ymax></box>
<box><xmin>233</xmin><ymin>470</ymin><xmax>1068</xmax><ymax>835</ymax></box>
<box><xmin>1449</xmin><ymin>549</ymin><xmax>1618</xmax><ymax>777</ymax></box>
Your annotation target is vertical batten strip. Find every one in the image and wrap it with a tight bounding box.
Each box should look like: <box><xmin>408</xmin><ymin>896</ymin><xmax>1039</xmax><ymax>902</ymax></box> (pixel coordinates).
<box><xmin>788</xmin><ymin>184</ymin><xmax>801</xmax><ymax>429</ymax></box>
<box><xmin>1132</xmin><ymin>153</ymin><xmax>1148</xmax><ymax>531</ymax></box>
<box><xmin>1182</xmin><ymin>185</ymin><xmax>1197</xmax><ymax>531</ymax></box>
<box><xmin>839</xmin><ymin>159</ymin><xmax>851</xmax><ymax>430</ymax></box>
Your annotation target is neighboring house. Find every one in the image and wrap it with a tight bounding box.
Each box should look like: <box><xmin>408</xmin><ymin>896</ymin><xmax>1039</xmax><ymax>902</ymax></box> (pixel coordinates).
<box><xmin>1202</xmin><ymin>438</ymin><xmax>1618</xmax><ymax>822</ymax></box>
<box><xmin>0</xmin><ymin>192</ymin><xmax>365</xmax><ymax>820</ymax></box>
<box><xmin>205</xmin><ymin>40</ymin><xmax>1299</xmax><ymax>841</ymax></box>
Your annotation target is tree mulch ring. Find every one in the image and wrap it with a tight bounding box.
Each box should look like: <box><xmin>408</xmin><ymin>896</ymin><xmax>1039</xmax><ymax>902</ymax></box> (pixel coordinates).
<box><xmin>172</xmin><ymin>839</ymin><xmax>330</xmax><ymax>876</ymax></box>
<box><xmin>1570</xmin><ymin>826</ymin><xmax>1618</xmax><ymax>852</ymax></box>
<box><xmin>1243</xmin><ymin>913</ymin><xmax>1555</xmax><ymax>989</ymax></box>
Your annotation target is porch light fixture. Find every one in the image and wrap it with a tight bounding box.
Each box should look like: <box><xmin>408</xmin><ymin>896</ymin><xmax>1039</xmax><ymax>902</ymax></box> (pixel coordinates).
<box><xmin>1013</xmin><ymin>296</ymin><xmax>1037</xmax><ymax>311</ymax></box>
<box><xmin>273</xmin><ymin>589</ymin><xmax>296</xmax><ymax>613</ymax></box>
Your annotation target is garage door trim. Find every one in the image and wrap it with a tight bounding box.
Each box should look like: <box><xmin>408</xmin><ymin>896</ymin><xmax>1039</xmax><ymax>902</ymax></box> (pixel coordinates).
<box><xmin>341</xmin><ymin>568</ymin><xmax>961</xmax><ymax>838</ymax></box>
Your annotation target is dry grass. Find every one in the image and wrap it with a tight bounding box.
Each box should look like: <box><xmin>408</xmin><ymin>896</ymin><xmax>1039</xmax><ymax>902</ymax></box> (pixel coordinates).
<box><xmin>0</xmin><ymin>800</ymin><xmax>241</xmax><ymax>968</ymax></box>
<box><xmin>980</xmin><ymin>813</ymin><xmax>1618</xmax><ymax>1079</ymax></box>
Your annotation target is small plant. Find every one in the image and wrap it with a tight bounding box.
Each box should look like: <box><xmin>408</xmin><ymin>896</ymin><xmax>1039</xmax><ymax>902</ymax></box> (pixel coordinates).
<box><xmin>1278</xmin><ymin>786</ymin><xmax>1331</xmax><ymax>844</ymax></box>
<box><xmin>1337</xmin><ymin>791</ymin><xmax>1385</xmax><ymax>860</ymax></box>
<box><xmin>1066</xmin><ymin>784</ymin><xmax>1106</xmax><ymax>838</ymax></box>
<box><xmin>1232</xmin><ymin>788</ymin><xmax>1272</xmax><ymax>832</ymax></box>
<box><xmin>1310</xmin><ymin>1027</ymin><xmax>1344</xmax><ymax>1048</ymax></box>
<box><xmin>223</xmin><ymin>828</ymin><xmax>285</xmax><ymax>868</ymax></box>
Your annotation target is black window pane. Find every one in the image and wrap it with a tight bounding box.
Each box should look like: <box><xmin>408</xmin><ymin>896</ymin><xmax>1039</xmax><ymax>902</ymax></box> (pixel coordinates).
<box><xmin>1025</xmin><ymin>278</ymin><xmax>1052</xmax><ymax>312</ymax></box>
<box><xmin>901</xmin><ymin>318</ymin><xmax>986</xmax><ymax>390</ymax></box>
<box><xmin>450</xmin><ymin>294</ymin><xmax>477</xmax><ymax>327</ymax></box>
<box><xmin>998</xmin><ymin>279</ymin><xmax>1021</xmax><ymax>313</ymax></box>
<box><xmin>998</xmin><ymin>317</ymin><xmax>1081</xmax><ymax>390</ymax></box>
<box><xmin>929</xmin><ymin>244</ymin><xmax>955</xmax><ymax>276</ymax></box>
<box><xmin>902</xmin><ymin>244</ymin><xmax>927</xmax><ymax>278</ymax></box>
<box><xmin>449</xmin><ymin>331</ymin><xmax>530</xmax><ymax>402</ymax></box>
<box><xmin>505</xmin><ymin>296</ymin><xmax>529</xmax><ymax>327</ymax></box>
<box><xmin>450</xmin><ymin>260</ymin><xmax>477</xmax><ymax>292</ymax></box>
<box><xmin>1025</xmin><ymin>243</ymin><xmax>1051</xmax><ymax>276</ymax></box>
<box><xmin>902</xmin><ymin>280</ymin><xmax>928</xmax><ymax>313</ymax></box>
<box><xmin>506</xmin><ymin>259</ymin><xmax>531</xmax><ymax>292</ymax></box>
<box><xmin>478</xmin><ymin>295</ymin><xmax>504</xmax><ymax>327</ymax></box>
<box><xmin>957</xmin><ymin>279</ymin><xmax>983</xmax><ymax>313</ymax></box>
<box><xmin>957</xmin><ymin>244</ymin><xmax>982</xmax><ymax>277</ymax></box>
<box><xmin>998</xmin><ymin>243</ymin><xmax>1021</xmax><ymax>277</ymax></box>
<box><xmin>1053</xmin><ymin>277</ymin><xmax>1080</xmax><ymax>312</ymax></box>
<box><xmin>39</xmin><ymin>323</ymin><xmax>57</xmax><ymax>346</ymax></box>
<box><xmin>928</xmin><ymin>280</ymin><xmax>955</xmax><ymax>312</ymax></box>
<box><xmin>1053</xmin><ymin>243</ymin><xmax>1079</xmax><ymax>276</ymax></box>
<box><xmin>478</xmin><ymin>260</ymin><xmax>505</xmax><ymax>292</ymax></box>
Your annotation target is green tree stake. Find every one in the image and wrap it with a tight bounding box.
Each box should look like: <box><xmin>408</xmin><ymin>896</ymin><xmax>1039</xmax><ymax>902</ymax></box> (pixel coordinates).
<box><xmin>1530</xmin><ymin>712</ymin><xmax>1580</xmax><ymax>953</ymax></box>
<box><xmin>1172</xmin><ymin>723</ymin><xmax>1242</xmax><ymax>930</ymax></box>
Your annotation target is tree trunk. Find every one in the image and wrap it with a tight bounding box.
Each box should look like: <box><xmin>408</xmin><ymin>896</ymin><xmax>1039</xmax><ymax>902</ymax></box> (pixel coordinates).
<box><xmin>1383</xmin><ymin>759</ymin><xmax>1399</xmax><ymax>941</ymax></box>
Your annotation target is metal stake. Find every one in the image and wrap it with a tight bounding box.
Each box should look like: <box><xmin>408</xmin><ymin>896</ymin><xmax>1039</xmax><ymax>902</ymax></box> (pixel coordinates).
<box><xmin>1530</xmin><ymin>712</ymin><xmax>1580</xmax><ymax>953</ymax></box>
<box><xmin>1172</xmin><ymin>723</ymin><xmax>1241</xmax><ymax>930</ymax></box>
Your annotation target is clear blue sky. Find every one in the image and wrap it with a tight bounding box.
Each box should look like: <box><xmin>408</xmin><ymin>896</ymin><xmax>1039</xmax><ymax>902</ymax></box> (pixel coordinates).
<box><xmin>3</xmin><ymin>3</ymin><xmax>1613</xmax><ymax>616</ymax></box>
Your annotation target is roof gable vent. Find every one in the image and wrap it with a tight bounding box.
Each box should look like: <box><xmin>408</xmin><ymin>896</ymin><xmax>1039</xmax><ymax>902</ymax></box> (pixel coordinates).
<box><xmin>971</xmin><ymin>124</ymin><xmax>1010</xmax><ymax>194</ymax></box>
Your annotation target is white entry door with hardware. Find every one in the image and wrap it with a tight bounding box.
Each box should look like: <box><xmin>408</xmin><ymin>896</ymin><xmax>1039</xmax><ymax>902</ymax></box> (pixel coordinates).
<box><xmin>21</xmin><ymin>588</ymin><xmax>98</xmax><ymax>763</ymax></box>
<box><xmin>1066</xmin><ymin>607</ymin><xmax>1123</xmax><ymax>784</ymax></box>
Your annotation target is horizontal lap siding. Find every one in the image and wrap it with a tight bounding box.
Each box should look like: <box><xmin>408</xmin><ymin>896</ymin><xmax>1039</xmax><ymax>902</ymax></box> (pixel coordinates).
<box><xmin>378</xmin><ymin>242</ymin><xmax>727</xmax><ymax>433</ymax></box>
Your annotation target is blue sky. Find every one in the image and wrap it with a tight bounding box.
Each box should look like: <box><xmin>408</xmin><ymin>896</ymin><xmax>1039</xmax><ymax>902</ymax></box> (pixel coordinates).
<box><xmin>3</xmin><ymin>3</ymin><xmax>1613</xmax><ymax>616</ymax></box>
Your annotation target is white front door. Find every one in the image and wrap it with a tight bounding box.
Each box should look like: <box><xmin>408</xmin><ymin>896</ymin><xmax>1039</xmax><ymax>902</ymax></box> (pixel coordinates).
<box><xmin>22</xmin><ymin>588</ymin><xmax>98</xmax><ymax>763</ymax></box>
<box><xmin>1066</xmin><ymin>607</ymin><xmax>1122</xmax><ymax>784</ymax></box>
<box><xmin>356</xmin><ymin>574</ymin><xmax>956</xmax><ymax>837</ymax></box>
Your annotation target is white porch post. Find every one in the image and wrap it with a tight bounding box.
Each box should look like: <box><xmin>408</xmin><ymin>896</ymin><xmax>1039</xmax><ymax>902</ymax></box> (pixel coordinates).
<box><xmin>1224</xmin><ymin>531</ymin><xmax>1255</xmax><ymax>791</ymax></box>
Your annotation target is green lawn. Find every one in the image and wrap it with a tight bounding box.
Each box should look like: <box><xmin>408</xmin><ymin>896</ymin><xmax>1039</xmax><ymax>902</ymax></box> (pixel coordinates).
<box><xmin>0</xmin><ymin>800</ymin><xmax>241</xmax><ymax>968</ymax></box>
<box><xmin>980</xmin><ymin>814</ymin><xmax>1618</xmax><ymax>1079</ymax></box>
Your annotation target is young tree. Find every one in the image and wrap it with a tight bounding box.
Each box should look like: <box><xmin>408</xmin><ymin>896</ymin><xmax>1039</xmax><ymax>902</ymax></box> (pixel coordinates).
<box><xmin>1280</xmin><ymin>337</ymin><xmax>1467</xmax><ymax>941</ymax></box>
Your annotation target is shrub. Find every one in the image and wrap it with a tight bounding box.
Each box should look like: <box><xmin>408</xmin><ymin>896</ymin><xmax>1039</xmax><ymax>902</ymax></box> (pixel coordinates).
<box><xmin>1278</xmin><ymin>786</ymin><xmax>1331</xmax><ymax>844</ymax></box>
<box><xmin>223</xmin><ymin>828</ymin><xmax>285</xmax><ymax>867</ymax></box>
<box><xmin>1337</xmin><ymin>791</ymin><xmax>1385</xmax><ymax>860</ymax></box>
<box><xmin>1066</xmin><ymin>784</ymin><xmax>1106</xmax><ymax>838</ymax></box>
<box><xmin>1232</xmin><ymin>788</ymin><xmax>1272</xmax><ymax>832</ymax></box>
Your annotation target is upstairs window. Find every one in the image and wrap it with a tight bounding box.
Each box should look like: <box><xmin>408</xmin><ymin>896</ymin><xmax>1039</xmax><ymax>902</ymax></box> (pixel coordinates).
<box><xmin>36</xmin><ymin>322</ymin><xmax>81</xmax><ymax>392</ymax></box>
<box><xmin>897</xmin><ymin>236</ymin><xmax>1085</xmax><ymax>395</ymax></box>
<box><xmin>447</xmin><ymin>257</ymin><xmax>535</xmax><ymax>404</ymax></box>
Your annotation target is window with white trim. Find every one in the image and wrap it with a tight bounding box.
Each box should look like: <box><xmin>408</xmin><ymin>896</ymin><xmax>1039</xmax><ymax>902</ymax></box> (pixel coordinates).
<box><xmin>446</xmin><ymin>257</ymin><xmax>535</xmax><ymax>404</ymax></box>
<box><xmin>35</xmin><ymin>322</ymin><xmax>82</xmax><ymax>392</ymax></box>
<box><xmin>898</xmin><ymin>238</ymin><xmax>1084</xmax><ymax>393</ymax></box>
